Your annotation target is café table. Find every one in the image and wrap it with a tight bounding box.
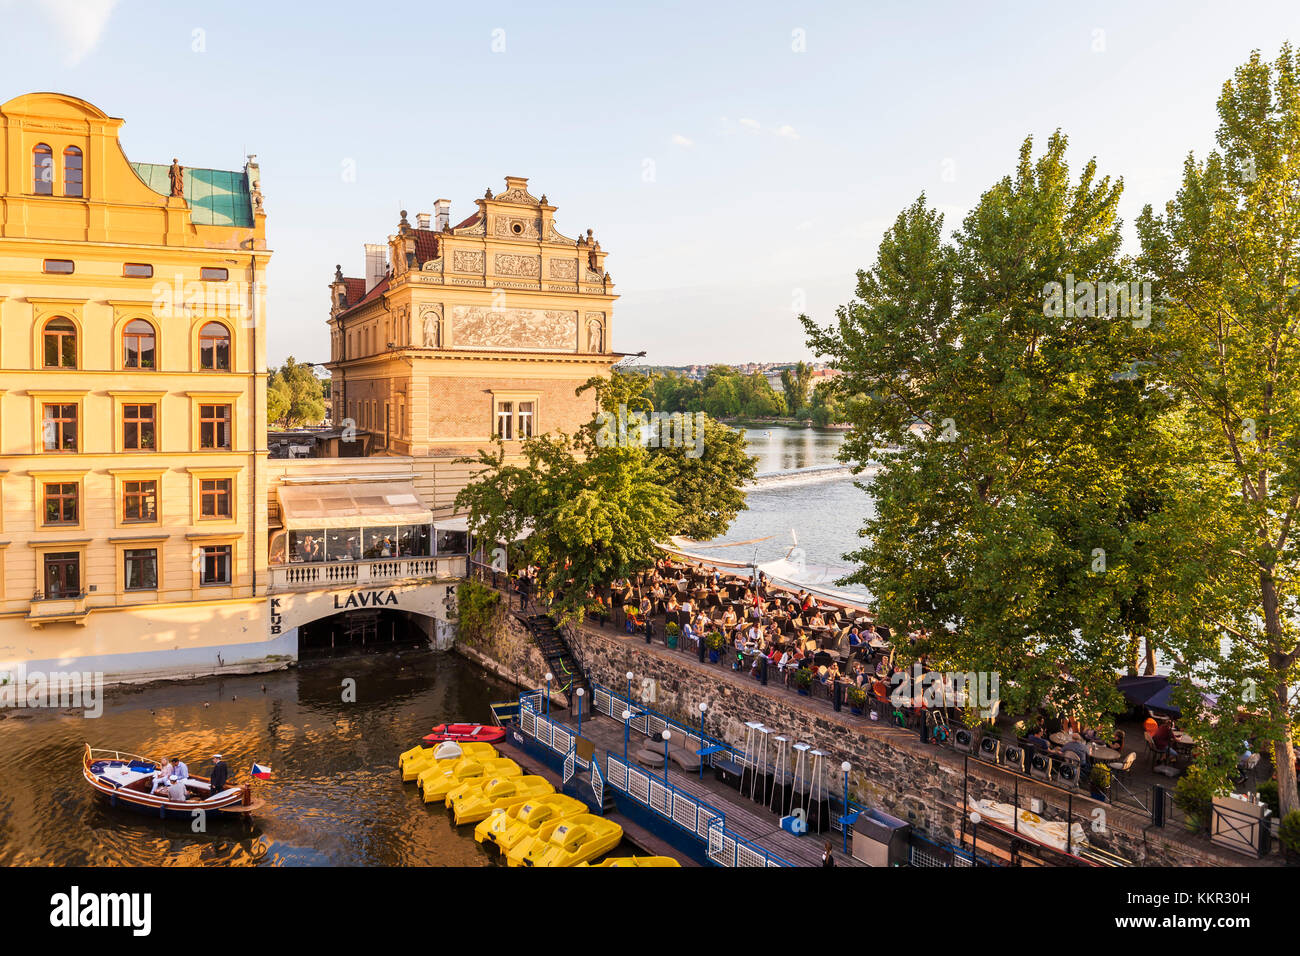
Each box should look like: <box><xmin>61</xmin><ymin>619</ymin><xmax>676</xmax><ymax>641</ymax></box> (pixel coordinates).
<box><xmin>1049</xmin><ymin>732</ymin><xmax>1080</xmax><ymax>746</ymax></box>
<box><xmin>1089</xmin><ymin>745</ymin><xmax>1121</xmax><ymax>762</ymax></box>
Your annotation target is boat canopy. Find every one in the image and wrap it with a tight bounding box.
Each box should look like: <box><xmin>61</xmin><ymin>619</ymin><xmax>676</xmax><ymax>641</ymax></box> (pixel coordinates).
<box><xmin>275</xmin><ymin>480</ymin><xmax>431</xmax><ymax>530</ymax></box>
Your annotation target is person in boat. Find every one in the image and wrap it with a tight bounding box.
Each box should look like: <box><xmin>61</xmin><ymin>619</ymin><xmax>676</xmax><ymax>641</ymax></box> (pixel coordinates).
<box><xmin>165</xmin><ymin>774</ymin><xmax>189</xmax><ymax>802</ymax></box>
<box><xmin>209</xmin><ymin>753</ymin><xmax>230</xmax><ymax>794</ymax></box>
<box><xmin>167</xmin><ymin>756</ymin><xmax>189</xmax><ymax>781</ymax></box>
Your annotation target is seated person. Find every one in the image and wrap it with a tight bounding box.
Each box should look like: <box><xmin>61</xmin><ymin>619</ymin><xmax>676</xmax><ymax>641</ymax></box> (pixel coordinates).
<box><xmin>639</xmin><ymin>595</ymin><xmax>653</xmax><ymax>618</ymax></box>
<box><xmin>721</xmin><ymin>607</ymin><xmax>737</xmax><ymax>627</ymax></box>
<box><xmin>847</xmin><ymin>628</ymin><xmax>863</xmax><ymax>648</ymax></box>
<box><xmin>809</xmin><ymin>611</ymin><xmax>826</xmax><ymax>627</ymax></box>
<box><xmin>1109</xmin><ymin>728</ymin><xmax>1126</xmax><ymax>752</ymax></box>
<box><xmin>164</xmin><ymin>774</ymin><xmax>189</xmax><ymax>802</ymax></box>
<box><xmin>1151</xmin><ymin>721</ymin><xmax>1177</xmax><ymax>762</ymax></box>
<box><xmin>1025</xmin><ymin>728</ymin><xmax>1049</xmax><ymax>752</ymax></box>
<box><xmin>1062</xmin><ymin>738</ymin><xmax>1090</xmax><ymax>767</ymax></box>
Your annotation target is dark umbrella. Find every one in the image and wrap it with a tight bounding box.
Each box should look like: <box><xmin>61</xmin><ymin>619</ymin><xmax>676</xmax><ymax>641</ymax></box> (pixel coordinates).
<box><xmin>1116</xmin><ymin>675</ymin><xmax>1216</xmax><ymax>719</ymax></box>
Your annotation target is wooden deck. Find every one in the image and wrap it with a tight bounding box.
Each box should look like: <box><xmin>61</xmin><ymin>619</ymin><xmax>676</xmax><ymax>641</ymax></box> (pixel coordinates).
<box><xmin>568</xmin><ymin>712</ymin><xmax>864</xmax><ymax>867</ymax></box>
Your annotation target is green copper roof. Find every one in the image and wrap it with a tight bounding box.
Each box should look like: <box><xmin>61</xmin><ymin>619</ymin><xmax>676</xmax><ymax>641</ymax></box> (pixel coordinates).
<box><xmin>130</xmin><ymin>163</ymin><xmax>254</xmax><ymax>228</ymax></box>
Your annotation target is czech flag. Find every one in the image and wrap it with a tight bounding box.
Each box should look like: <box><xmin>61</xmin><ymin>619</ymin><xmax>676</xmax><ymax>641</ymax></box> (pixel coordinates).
<box><xmin>251</xmin><ymin>762</ymin><xmax>273</xmax><ymax>780</ymax></box>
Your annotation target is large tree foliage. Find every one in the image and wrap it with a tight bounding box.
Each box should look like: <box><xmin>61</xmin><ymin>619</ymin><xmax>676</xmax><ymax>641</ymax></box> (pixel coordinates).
<box><xmin>455</xmin><ymin>433</ymin><xmax>678</xmax><ymax>625</ymax></box>
<box><xmin>267</xmin><ymin>357</ymin><xmax>326</xmax><ymax>427</ymax></box>
<box><xmin>457</xmin><ymin>372</ymin><xmax>756</xmax><ymax>623</ymax></box>
<box><xmin>1137</xmin><ymin>45</ymin><xmax>1300</xmax><ymax>814</ymax></box>
<box><xmin>803</xmin><ymin>133</ymin><xmax>1154</xmax><ymax>727</ymax></box>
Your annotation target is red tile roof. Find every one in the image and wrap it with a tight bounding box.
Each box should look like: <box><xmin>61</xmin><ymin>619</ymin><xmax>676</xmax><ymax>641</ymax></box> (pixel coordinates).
<box><xmin>413</xmin><ymin>229</ymin><xmax>440</xmax><ymax>266</ymax></box>
<box><xmin>453</xmin><ymin>211</ymin><xmax>481</xmax><ymax>229</ymax></box>
<box><xmin>338</xmin><ymin>275</ymin><xmax>389</xmax><ymax>318</ymax></box>
<box><xmin>341</xmin><ymin>277</ymin><xmax>366</xmax><ymax>308</ymax></box>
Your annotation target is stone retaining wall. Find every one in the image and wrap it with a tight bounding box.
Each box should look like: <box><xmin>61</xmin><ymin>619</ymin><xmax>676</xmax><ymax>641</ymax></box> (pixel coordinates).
<box><xmin>562</xmin><ymin>623</ymin><xmax>1258</xmax><ymax>868</ymax></box>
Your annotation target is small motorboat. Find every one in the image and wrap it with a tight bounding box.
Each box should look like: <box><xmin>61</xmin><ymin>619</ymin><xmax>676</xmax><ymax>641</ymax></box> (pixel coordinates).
<box><xmin>514</xmin><ymin>814</ymin><xmax>623</xmax><ymax>868</ymax></box>
<box><xmin>449</xmin><ymin>775</ymin><xmax>554</xmax><ymax>825</ymax></box>
<box><xmin>399</xmin><ymin>740</ymin><xmax>495</xmax><ymax>775</ymax></box>
<box><xmin>421</xmin><ymin>758</ymin><xmax>521</xmax><ymax>804</ymax></box>
<box><xmin>474</xmin><ymin>793</ymin><xmax>588</xmax><ymax>853</ymax></box>
<box><xmin>82</xmin><ymin>745</ymin><xmax>261</xmax><ymax>820</ymax></box>
<box><xmin>582</xmin><ymin>856</ymin><xmax>681</xmax><ymax>867</ymax></box>
<box><xmin>422</xmin><ymin>724</ymin><xmax>505</xmax><ymax>746</ymax></box>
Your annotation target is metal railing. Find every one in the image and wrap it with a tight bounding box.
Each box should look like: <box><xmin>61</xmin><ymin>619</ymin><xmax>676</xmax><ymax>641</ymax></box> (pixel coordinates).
<box><xmin>591</xmin><ymin>683</ymin><xmax>742</xmax><ymax>769</ymax></box>
<box><xmin>605</xmin><ymin>752</ymin><xmax>726</xmax><ymax>843</ymax></box>
<box><xmin>590</xmin><ymin>758</ymin><xmax>604</xmax><ymax>808</ymax></box>
<box><xmin>705</xmin><ymin>817</ymin><xmax>793</xmax><ymax>868</ymax></box>
<box><xmin>563</xmin><ymin>746</ymin><xmax>576</xmax><ymax>785</ymax></box>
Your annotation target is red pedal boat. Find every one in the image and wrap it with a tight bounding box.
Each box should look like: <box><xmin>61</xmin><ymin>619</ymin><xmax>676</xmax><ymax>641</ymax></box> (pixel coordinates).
<box><xmin>421</xmin><ymin>723</ymin><xmax>505</xmax><ymax>746</ymax></box>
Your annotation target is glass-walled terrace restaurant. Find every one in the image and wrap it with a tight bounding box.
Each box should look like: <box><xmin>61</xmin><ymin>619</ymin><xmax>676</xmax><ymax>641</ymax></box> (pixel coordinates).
<box><xmin>269</xmin><ymin>480</ymin><xmax>468</xmax><ymax>565</ymax></box>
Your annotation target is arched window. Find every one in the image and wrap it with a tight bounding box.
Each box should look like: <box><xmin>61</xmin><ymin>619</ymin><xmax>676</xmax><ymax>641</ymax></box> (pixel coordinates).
<box><xmin>63</xmin><ymin>146</ymin><xmax>83</xmax><ymax>198</ymax></box>
<box><xmin>123</xmin><ymin>319</ymin><xmax>156</xmax><ymax>369</ymax></box>
<box><xmin>33</xmin><ymin>144</ymin><xmax>53</xmax><ymax>195</ymax></box>
<box><xmin>199</xmin><ymin>322</ymin><xmax>231</xmax><ymax>370</ymax></box>
<box><xmin>42</xmin><ymin>318</ymin><xmax>77</xmax><ymax>368</ymax></box>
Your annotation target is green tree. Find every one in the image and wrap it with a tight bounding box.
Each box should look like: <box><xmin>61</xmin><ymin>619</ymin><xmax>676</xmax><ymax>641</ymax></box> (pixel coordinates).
<box><xmin>267</xmin><ymin>357</ymin><xmax>326</xmax><ymax>427</ymax></box>
<box><xmin>1137</xmin><ymin>44</ymin><xmax>1300</xmax><ymax>815</ymax></box>
<box><xmin>648</xmin><ymin>415</ymin><xmax>757</xmax><ymax>540</ymax></box>
<box><xmin>803</xmin><ymin>133</ymin><xmax>1148</xmax><ymax>727</ymax></box>
<box><xmin>459</xmin><ymin>372</ymin><xmax>757</xmax><ymax>622</ymax></box>
<box><xmin>455</xmin><ymin>434</ymin><xmax>678</xmax><ymax>625</ymax></box>
<box><xmin>780</xmin><ymin>361</ymin><xmax>814</xmax><ymax>416</ymax></box>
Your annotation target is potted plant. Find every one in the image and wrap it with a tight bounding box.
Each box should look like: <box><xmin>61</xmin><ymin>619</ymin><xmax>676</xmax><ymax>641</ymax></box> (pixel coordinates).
<box><xmin>706</xmin><ymin>631</ymin><xmax>724</xmax><ymax>663</ymax></box>
<box><xmin>1089</xmin><ymin>763</ymin><xmax>1112</xmax><ymax>800</ymax></box>
<box><xmin>847</xmin><ymin>685</ymin><xmax>868</xmax><ymax>715</ymax></box>
<box><xmin>793</xmin><ymin>667</ymin><xmax>813</xmax><ymax>695</ymax></box>
<box><xmin>665</xmin><ymin>621</ymin><xmax>680</xmax><ymax>649</ymax></box>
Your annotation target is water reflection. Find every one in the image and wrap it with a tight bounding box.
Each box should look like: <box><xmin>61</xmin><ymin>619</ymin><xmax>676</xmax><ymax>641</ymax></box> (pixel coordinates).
<box><xmin>0</xmin><ymin>654</ymin><xmax>517</xmax><ymax>866</ymax></box>
<box><xmin>739</xmin><ymin>425</ymin><xmax>849</xmax><ymax>474</ymax></box>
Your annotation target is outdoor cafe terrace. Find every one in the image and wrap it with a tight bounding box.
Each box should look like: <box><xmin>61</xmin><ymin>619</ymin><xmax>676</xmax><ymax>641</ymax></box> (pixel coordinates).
<box><xmin>475</xmin><ymin>551</ymin><xmax>1279</xmax><ymax>849</ymax></box>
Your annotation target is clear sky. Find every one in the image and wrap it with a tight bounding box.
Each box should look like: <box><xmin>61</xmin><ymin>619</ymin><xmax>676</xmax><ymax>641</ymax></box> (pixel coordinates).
<box><xmin>4</xmin><ymin>0</ymin><xmax>1300</xmax><ymax>366</ymax></box>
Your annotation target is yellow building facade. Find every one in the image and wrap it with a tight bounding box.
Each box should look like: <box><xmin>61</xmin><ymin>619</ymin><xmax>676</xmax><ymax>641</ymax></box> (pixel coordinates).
<box><xmin>0</xmin><ymin>92</ymin><xmax>279</xmax><ymax>680</ymax></box>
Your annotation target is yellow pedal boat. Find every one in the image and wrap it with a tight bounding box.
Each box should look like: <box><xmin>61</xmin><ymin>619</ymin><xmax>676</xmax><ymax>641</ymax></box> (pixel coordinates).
<box><xmin>412</xmin><ymin>751</ymin><xmax>507</xmax><ymax>791</ymax></box>
<box><xmin>474</xmin><ymin>793</ymin><xmax>589</xmax><ymax>853</ymax></box>
<box><xmin>581</xmin><ymin>856</ymin><xmax>681</xmax><ymax>867</ymax></box>
<box><xmin>449</xmin><ymin>775</ymin><xmax>554</xmax><ymax>825</ymax></box>
<box><xmin>399</xmin><ymin>741</ymin><xmax>496</xmax><ymax>777</ymax></box>
<box><xmin>422</xmin><ymin>758</ymin><xmax>521</xmax><ymax>804</ymax></box>
<box><xmin>514</xmin><ymin>814</ymin><xmax>624</xmax><ymax>868</ymax></box>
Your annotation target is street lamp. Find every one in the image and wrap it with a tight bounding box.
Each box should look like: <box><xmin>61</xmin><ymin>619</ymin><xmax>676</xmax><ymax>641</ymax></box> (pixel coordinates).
<box><xmin>625</xmin><ymin>670</ymin><xmax>634</xmax><ymax>707</ymax></box>
<box><xmin>544</xmin><ymin>672</ymin><xmax>553</xmax><ymax>718</ymax></box>
<box><xmin>576</xmin><ymin>687</ymin><xmax>585</xmax><ymax>737</ymax></box>
<box><xmin>622</xmin><ymin>709</ymin><xmax>632</xmax><ymax>762</ymax></box>
<box><xmin>698</xmin><ymin>702</ymin><xmax>708</xmax><ymax>780</ymax></box>
<box><xmin>841</xmin><ymin>761</ymin><xmax>852</xmax><ymax>854</ymax></box>
<box><xmin>969</xmin><ymin>811</ymin><xmax>982</xmax><ymax>865</ymax></box>
<box><xmin>662</xmin><ymin>728</ymin><xmax>672</xmax><ymax>784</ymax></box>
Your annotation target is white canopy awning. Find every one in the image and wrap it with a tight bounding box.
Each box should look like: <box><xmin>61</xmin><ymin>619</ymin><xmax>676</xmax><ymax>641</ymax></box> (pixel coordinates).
<box><xmin>276</xmin><ymin>481</ymin><xmax>432</xmax><ymax>531</ymax></box>
<box><xmin>433</xmin><ymin>516</ymin><xmax>469</xmax><ymax>533</ymax></box>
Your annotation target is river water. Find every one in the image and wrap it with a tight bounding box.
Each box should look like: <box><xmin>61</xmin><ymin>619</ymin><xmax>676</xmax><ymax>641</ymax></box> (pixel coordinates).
<box><xmin>0</xmin><ymin>654</ymin><xmax>524</xmax><ymax>866</ymax></box>
<box><xmin>698</xmin><ymin>426</ymin><xmax>875</xmax><ymax>597</ymax></box>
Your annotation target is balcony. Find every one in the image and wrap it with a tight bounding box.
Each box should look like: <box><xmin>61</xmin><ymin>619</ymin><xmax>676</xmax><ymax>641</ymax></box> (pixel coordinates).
<box><xmin>268</xmin><ymin>555</ymin><xmax>467</xmax><ymax>593</ymax></box>
<box><xmin>27</xmin><ymin>592</ymin><xmax>90</xmax><ymax>627</ymax></box>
